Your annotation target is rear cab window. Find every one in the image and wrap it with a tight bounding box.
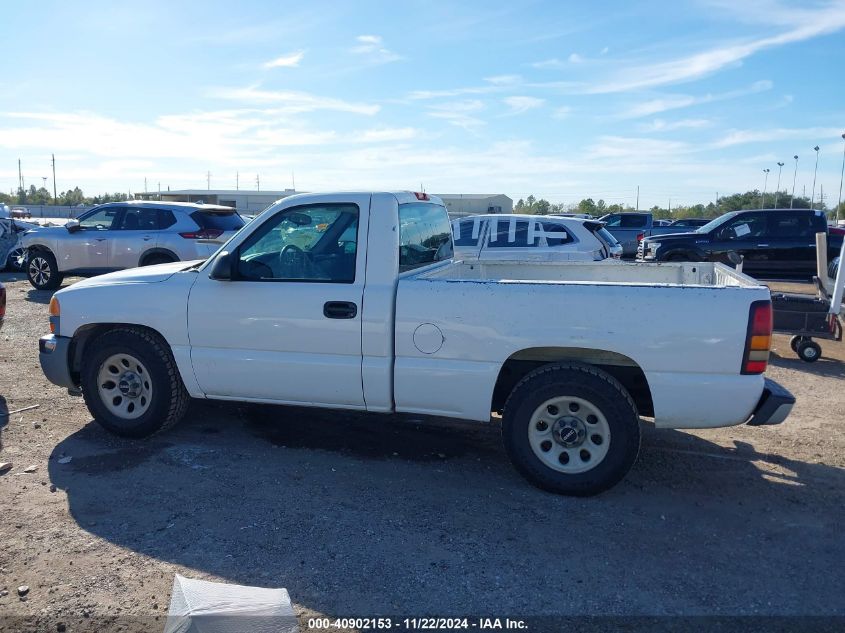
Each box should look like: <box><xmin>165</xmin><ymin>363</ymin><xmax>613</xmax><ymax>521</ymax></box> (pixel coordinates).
<box><xmin>398</xmin><ymin>203</ymin><xmax>453</xmax><ymax>272</ymax></box>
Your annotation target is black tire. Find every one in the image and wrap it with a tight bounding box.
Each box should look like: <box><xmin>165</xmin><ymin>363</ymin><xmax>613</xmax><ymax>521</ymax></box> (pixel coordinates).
<box><xmin>26</xmin><ymin>250</ymin><xmax>63</xmax><ymax>290</ymax></box>
<box><xmin>789</xmin><ymin>335</ymin><xmax>804</xmax><ymax>353</ymax></box>
<box><xmin>502</xmin><ymin>362</ymin><xmax>641</xmax><ymax>496</ymax></box>
<box><xmin>81</xmin><ymin>327</ymin><xmax>189</xmax><ymax>438</ymax></box>
<box><xmin>141</xmin><ymin>254</ymin><xmax>176</xmax><ymax>266</ymax></box>
<box><xmin>796</xmin><ymin>339</ymin><xmax>821</xmax><ymax>363</ymax></box>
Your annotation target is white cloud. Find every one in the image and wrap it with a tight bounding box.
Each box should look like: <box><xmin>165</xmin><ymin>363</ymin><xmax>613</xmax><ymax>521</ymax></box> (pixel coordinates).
<box><xmin>484</xmin><ymin>74</ymin><xmax>521</xmax><ymax>85</ymax></box>
<box><xmin>618</xmin><ymin>79</ymin><xmax>773</xmax><ymax>118</ymax></box>
<box><xmin>552</xmin><ymin>106</ymin><xmax>572</xmax><ymax>119</ymax></box>
<box><xmin>568</xmin><ymin>53</ymin><xmax>583</xmax><ymax>63</ymax></box>
<box><xmin>351</xmin><ymin>34</ymin><xmax>402</xmax><ymax>64</ymax></box>
<box><xmin>207</xmin><ymin>86</ymin><xmax>381</xmax><ymax>115</ymax></box>
<box><xmin>530</xmin><ymin>58</ymin><xmax>566</xmax><ymax>69</ymax></box>
<box><xmin>503</xmin><ymin>96</ymin><xmax>545</xmax><ymax>115</ymax></box>
<box><xmin>353</xmin><ymin>127</ymin><xmax>418</xmax><ymax>143</ymax></box>
<box><xmin>637</xmin><ymin>118</ymin><xmax>713</xmax><ymax>132</ymax></box>
<box><xmin>586</xmin><ymin>4</ymin><xmax>845</xmax><ymax>93</ymax></box>
<box><xmin>600</xmin><ymin>47</ymin><xmax>609</xmax><ymax>55</ymax></box>
<box><xmin>406</xmin><ymin>85</ymin><xmax>503</xmax><ymax>100</ymax></box>
<box><xmin>711</xmin><ymin>126</ymin><xmax>844</xmax><ymax>148</ymax></box>
<box><xmin>426</xmin><ymin>100</ymin><xmax>486</xmax><ymax>131</ymax></box>
<box><xmin>263</xmin><ymin>51</ymin><xmax>305</xmax><ymax>69</ymax></box>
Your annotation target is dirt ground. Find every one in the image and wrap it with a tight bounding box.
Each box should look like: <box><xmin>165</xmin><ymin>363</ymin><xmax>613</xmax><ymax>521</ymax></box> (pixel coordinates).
<box><xmin>1</xmin><ymin>272</ymin><xmax>844</xmax><ymax>631</ymax></box>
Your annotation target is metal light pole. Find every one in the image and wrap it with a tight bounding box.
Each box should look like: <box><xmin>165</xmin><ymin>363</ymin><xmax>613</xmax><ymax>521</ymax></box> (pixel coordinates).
<box><xmin>811</xmin><ymin>145</ymin><xmax>820</xmax><ymax>208</ymax></box>
<box><xmin>761</xmin><ymin>168</ymin><xmax>770</xmax><ymax>209</ymax></box>
<box><xmin>775</xmin><ymin>162</ymin><xmax>784</xmax><ymax>208</ymax></box>
<box><xmin>837</xmin><ymin>133</ymin><xmax>845</xmax><ymax>222</ymax></box>
<box><xmin>790</xmin><ymin>155</ymin><xmax>798</xmax><ymax>208</ymax></box>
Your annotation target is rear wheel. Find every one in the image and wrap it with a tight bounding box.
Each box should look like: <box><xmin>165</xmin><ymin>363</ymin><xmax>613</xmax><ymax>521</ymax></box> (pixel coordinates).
<box><xmin>796</xmin><ymin>339</ymin><xmax>821</xmax><ymax>363</ymax></box>
<box><xmin>6</xmin><ymin>246</ymin><xmax>26</xmax><ymax>271</ymax></box>
<box><xmin>27</xmin><ymin>251</ymin><xmax>63</xmax><ymax>290</ymax></box>
<box><xmin>81</xmin><ymin>327</ymin><xmax>189</xmax><ymax>437</ymax></box>
<box><xmin>502</xmin><ymin>362</ymin><xmax>641</xmax><ymax>496</ymax></box>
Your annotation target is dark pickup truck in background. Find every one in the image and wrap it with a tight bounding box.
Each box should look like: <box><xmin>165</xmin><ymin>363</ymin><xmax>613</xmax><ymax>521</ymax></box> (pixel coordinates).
<box><xmin>638</xmin><ymin>208</ymin><xmax>844</xmax><ymax>278</ymax></box>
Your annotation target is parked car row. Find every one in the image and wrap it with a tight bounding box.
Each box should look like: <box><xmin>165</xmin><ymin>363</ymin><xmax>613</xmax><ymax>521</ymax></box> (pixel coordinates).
<box><xmin>638</xmin><ymin>208</ymin><xmax>844</xmax><ymax>278</ymax></box>
<box><xmin>598</xmin><ymin>212</ymin><xmax>711</xmax><ymax>256</ymax></box>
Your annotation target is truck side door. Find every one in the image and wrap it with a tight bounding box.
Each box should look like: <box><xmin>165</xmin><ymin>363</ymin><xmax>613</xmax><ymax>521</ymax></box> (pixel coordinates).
<box><xmin>187</xmin><ymin>196</ymin><xmax>369</xmax><ymax>407</ymax></box>
<box><xmin>707</xmin><ymin>212</ymin><xmax>769</xmax><ymax>272</ymax></box>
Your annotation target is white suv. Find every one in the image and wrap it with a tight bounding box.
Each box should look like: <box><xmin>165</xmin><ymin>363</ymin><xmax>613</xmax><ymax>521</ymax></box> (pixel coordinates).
<box><xmin>23</xmin><ymin>201</ymin><xmax>244</xmax><ymax>289</ymax></box>
<box><xmin>451</xmin><ymin>214</ymin><xmax>623</xmax><ymax>262</ymax></box>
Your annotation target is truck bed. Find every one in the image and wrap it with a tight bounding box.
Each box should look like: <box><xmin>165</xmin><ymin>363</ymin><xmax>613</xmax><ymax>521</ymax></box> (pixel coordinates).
<box><xmin>416</xmin><ymin>260</ymin><xmax>760</xmax><ymax>288</ymax></box>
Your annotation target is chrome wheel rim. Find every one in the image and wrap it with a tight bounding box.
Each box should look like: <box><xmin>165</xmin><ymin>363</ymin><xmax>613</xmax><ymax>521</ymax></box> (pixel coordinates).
<box><xmin>97</xmin><ymin>353</ymin><xmax>153</xmax><ymax>419</ymax></box>
<box><xmin>29</xmin><ymin>256</ymin><xmax>50</xmax><ymax>286</ymax></box>
<box><xmin>528</xmin><ymin>396</ymin><xmax>611</xmax><ymax>474</ymax></box>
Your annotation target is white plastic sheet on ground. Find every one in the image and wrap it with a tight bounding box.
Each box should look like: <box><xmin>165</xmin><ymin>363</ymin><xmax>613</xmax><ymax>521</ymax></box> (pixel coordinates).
<box><xmin>164</xmin><ymin>574</ymin><xmax>299</xmax><ymax>633</ymax></box>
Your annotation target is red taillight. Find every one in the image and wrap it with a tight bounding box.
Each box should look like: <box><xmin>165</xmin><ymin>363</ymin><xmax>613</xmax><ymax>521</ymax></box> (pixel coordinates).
<box><xmin>179</xmin><ymin>229</ymin><xmax>223</xmax><ymax>239</ymax></box>
<box><xmin>413</xmin><ymin>191</ymin><xmax>430</xmax><ymax>201</ymax></box>
<box><xmin>742</xmin><ymin>300</ymin><xmax>772</xmax><ymax>374</ymax></box>
<box><xmin>636</xmin><ymin>232</ymin><xmax>645</xmax><ymax>242</ymax></box>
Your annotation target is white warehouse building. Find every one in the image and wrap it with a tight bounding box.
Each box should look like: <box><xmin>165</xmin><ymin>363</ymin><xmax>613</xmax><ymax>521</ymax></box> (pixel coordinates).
<box><xmin>436</xmin><ymin>193</ymin><xmax>513</xmax><ymax>218</ymax></box>
<box><xmin>135</xmin><ymin>189</ymin><xmax>512</xmax><ymax>218</ymax></box>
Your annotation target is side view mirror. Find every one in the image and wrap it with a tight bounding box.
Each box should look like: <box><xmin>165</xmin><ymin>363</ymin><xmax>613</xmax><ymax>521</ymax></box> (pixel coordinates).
<box><xmin>727</xmin><ymin>251</ymin><xmax>743</xmax><ymax>266</ymax></box>
<box><xmin>209</xmin><ymin>251</ymin><xmax>234</xmax><ymax>280</ymax></box>
<box><xmin>65</xmin><ymin>219</ymin><xmax>81</xmax><ymax>233</ymax></box>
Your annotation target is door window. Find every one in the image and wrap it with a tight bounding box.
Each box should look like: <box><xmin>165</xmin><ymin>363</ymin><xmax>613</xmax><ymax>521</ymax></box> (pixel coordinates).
<box><xmin>603</xmin><ymin>214</ymin><xmax>647</xmax><ymax>228</ymax></box>
<box><xmin>538</xmin><ymin>221</ymin><xmax>575</xmax><ymax>247</ymax></box>
<box><xmin>78</xmin><ymin>207</ymin><xmax>120</xmax><ymax>230</ymax></box>
<box><xmin>115</xmin><ymin>207</ymin><xmax>160</xmax><ymax>230</ymax></box>
<box><xmin>769</xmin><ymin>213</ymin><xmax>815</xmax><ymax>238</ymax></box>
<box><xmin>452</xmin><ymin>218</ymin><xmax>484</xmax><ymax>247</ymax></box>
<box><xmin>488</xmin><ymin>218</ymin><xmax>539</xmax><ymax>248</ymax></box>
<box><xmin>236</xmin><ymin>204</ymin><xmax>358</xmax><ymax>282</ymax></box>
<box><xmin>718</xmin><ymin>214</ymin><xmax>768</xmax><ymax>240</ymax></box>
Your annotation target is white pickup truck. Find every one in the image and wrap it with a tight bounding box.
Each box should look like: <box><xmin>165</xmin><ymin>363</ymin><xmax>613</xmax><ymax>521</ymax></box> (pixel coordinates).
<box><xmin>38</xmin><ymin>192</ymin><xmax>794</xmax><ymax>495</ymax></box>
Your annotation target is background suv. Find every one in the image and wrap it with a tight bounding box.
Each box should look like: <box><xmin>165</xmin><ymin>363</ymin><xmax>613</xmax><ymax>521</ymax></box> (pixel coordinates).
<box><xmin>23</xmin><ymin>201</ymin><xmax>244</xmax><ymax>289</ymax></box>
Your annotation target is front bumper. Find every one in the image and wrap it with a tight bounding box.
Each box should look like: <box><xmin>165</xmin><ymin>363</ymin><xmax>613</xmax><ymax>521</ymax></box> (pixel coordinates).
<box><xmin>38</xmin><ymin>334</ymin><xmax>76</xmax><ymax>390</ymax></box>
<box><xmin>746</xmin><ymin>378</ymin><xmax>795</xmax><ymax>426</ymax></box>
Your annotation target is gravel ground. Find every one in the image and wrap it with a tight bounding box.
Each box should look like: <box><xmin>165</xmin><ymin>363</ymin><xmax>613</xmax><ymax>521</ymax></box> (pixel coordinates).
<box><xmin>1</xmin><ymin>272</ymin><xmax>844</xmax><ymax>632</ymax></box>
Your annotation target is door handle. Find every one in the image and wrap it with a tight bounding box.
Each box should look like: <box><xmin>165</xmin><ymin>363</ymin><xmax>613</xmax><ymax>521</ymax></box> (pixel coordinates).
<box><xmin>95</xmin><ymin>238</ymin><xmax>107</xmax><ymax>242</ymax></box>
<box><xmin>323</xmin><ymin>301</ymin><xmax>357</xmax><ymax>319</ymax></box>
<box><xmin>756</xmin><ymin>243</ymin><xmax>769</xmax><ymax>247</ymax></box>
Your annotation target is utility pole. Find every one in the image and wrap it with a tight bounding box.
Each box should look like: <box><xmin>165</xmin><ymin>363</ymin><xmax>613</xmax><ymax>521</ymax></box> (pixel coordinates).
<box><xmin>144</xmin><ymin>177</ymin><xmax>148</xmax><ymax>193</ymax></box>
<box><xmin>811</xmin><ymin>145</ymin><xmax>820</xmax><ymax>208</ymax></box>
<box><xmin>292</xmin><ymin>172</ymin><xmax>296</xmax><ymax>191</ymax></box>
<box><xmin>157</xmin><ymin>182</ymin><xmax>161</xmax><ymax>200</ymax></box>
<box><xmin>206</xmin><ymin>171</ymin><xmax>211</xmax><ymax>190</ymax></box>
<box><xmin>761</xmin><ymin>168</ymin><xmax>770</xmax><ymax>209</ymax></box>
<box><xmin>838</xmin><ymin>132</ymin><xmax>845</xmax><ymax>222</ymax></box>
<box><xmin>790</xmin><ymin>155</ymin><xmax>798</xmax><ymax>208</ymax></box>
<box><xmin>636</xmin><ymin>185</ymin><xmax>639</xmax><ymax>211</ymax></box>
<box><xmin>775</xmin><ymin>161</ymin><xmax>784</xmax><ymax>208</ymax></box>
<box><xmin>236</xmin><ymin>172</ymin><xmax>239</xmax><ymax>191</ymax></box>
<box><xmin>51</xmin><ymin>154</ymin><xmax>57</xmax><ymax>204</ymax></box>
<box><xmin>18</xmin><ymin>159</ymin><xmax>23</xmax><ymax>196</ymax></box>
<box><xmin>256</xmin><ymin>174</ymin><xmax>260</xmax><ymax>191</ymax></box>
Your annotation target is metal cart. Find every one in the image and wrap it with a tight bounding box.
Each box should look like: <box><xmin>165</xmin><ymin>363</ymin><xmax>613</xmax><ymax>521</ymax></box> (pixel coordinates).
<box><xmin>772</xmin><ymin>290</ymin><xmax>842</xmax><ymax>362</ymax></box>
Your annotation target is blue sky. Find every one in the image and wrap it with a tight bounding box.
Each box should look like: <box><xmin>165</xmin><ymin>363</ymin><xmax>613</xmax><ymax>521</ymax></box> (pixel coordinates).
<box><xmin>1</xmin><ymin>0</ymin><xmax>844</xmax><ymax>209</ymax></box>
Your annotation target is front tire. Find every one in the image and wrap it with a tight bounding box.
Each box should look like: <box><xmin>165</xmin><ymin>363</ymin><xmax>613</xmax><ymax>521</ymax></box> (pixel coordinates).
<box><xmin>502</xmin><ymin>362</ymin><xmax>641</xmax><ymax>496</ymax></box>
<box><xmin>81</xmin><ymin>327</ymin><xmax>189</xmax><ymax>438</ymax></box>
<box><xmin>27</xmin><ymin>251</ymin><xmax>63</xmax><ymax>290</ymax></box>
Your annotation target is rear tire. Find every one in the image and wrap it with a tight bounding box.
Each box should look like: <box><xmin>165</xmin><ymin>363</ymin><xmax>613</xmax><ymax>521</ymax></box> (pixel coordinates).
<box><xmin>502</xmin><ymin>362</ymin><xmax>641</xmax><ymax>496</ymax></box>
<box><xmin>81</xmin><ymin>327</ymin><xmax>189</xmax><ymax>438</ymax></box>
<box><xmin>6</xmin><ymin>246</ymin><xmax>26</xmax><ymax>272</ymax></box>
<box><xmin>796</xmin><ymin>339</ymin><xmax>821</xmax><ymax>363</ymax></box>
<box><xmin>27</xmin><ymin>251</ymin><xmax>63</xmax><ymax>290</ymax></box>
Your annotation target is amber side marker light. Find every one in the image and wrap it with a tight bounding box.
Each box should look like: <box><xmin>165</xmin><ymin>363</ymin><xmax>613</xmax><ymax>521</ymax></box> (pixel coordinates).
<box><xmin>742</xmin><ymin>300</ymin><xmax>772</xmax><ymax>374</ymax></box>
<box><xmin>48</xmin><ymin>297</ymin><xmax>60</xmax><ymax>334</ymax></box>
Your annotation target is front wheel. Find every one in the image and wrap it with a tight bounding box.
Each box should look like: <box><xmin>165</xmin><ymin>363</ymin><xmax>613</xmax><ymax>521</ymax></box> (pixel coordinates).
<box><xmin>81</xmin><ymin>327</ymin><xmax>189</xmax><ymax>437</ymax></box>
<box><xmin>502</xmin><ymin>362</ymin><xmax>641</xmax><ymax>496</ymax></box>
<box><xmin>27</xmin><ymin>251</ymin><xmax>63</xmax><ymax>290</ymax></box>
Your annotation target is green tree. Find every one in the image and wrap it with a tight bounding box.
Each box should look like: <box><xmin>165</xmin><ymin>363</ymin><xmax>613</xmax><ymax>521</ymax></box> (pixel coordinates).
<box><xmin>577</xmin><ymin>198</ymin><xmax>597</xmax><ymax>215</ymax></box>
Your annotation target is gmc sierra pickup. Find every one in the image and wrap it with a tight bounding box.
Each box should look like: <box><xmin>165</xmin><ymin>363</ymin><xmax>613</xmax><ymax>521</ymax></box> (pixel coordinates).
<box><xmin>38</xmin><ymin>192</ymin><xmax>794</xmax><ymax>495</ymax></box>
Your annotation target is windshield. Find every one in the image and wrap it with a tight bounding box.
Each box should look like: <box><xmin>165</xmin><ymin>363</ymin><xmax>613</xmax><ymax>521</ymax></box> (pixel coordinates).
<box><xmin>695</xmin><ymin>212</ymin><xmax>738</xmax><ymax>234</ymax></box>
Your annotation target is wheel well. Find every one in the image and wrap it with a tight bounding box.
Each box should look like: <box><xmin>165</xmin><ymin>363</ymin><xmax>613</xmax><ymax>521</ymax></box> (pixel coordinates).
<box><xmin>68</xmin><ymin>323</ymin><xmax>168</xmax><ymax>382</ymax></box>
<box><xmin>139</xmin><ymin>249</ymin><xmax>178</xmax><ymax>266</ymax></box>
<box><xmin>492</xmin><ymin>347</ymin><xmax>654</xmax><ymax>417</ymax></box>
